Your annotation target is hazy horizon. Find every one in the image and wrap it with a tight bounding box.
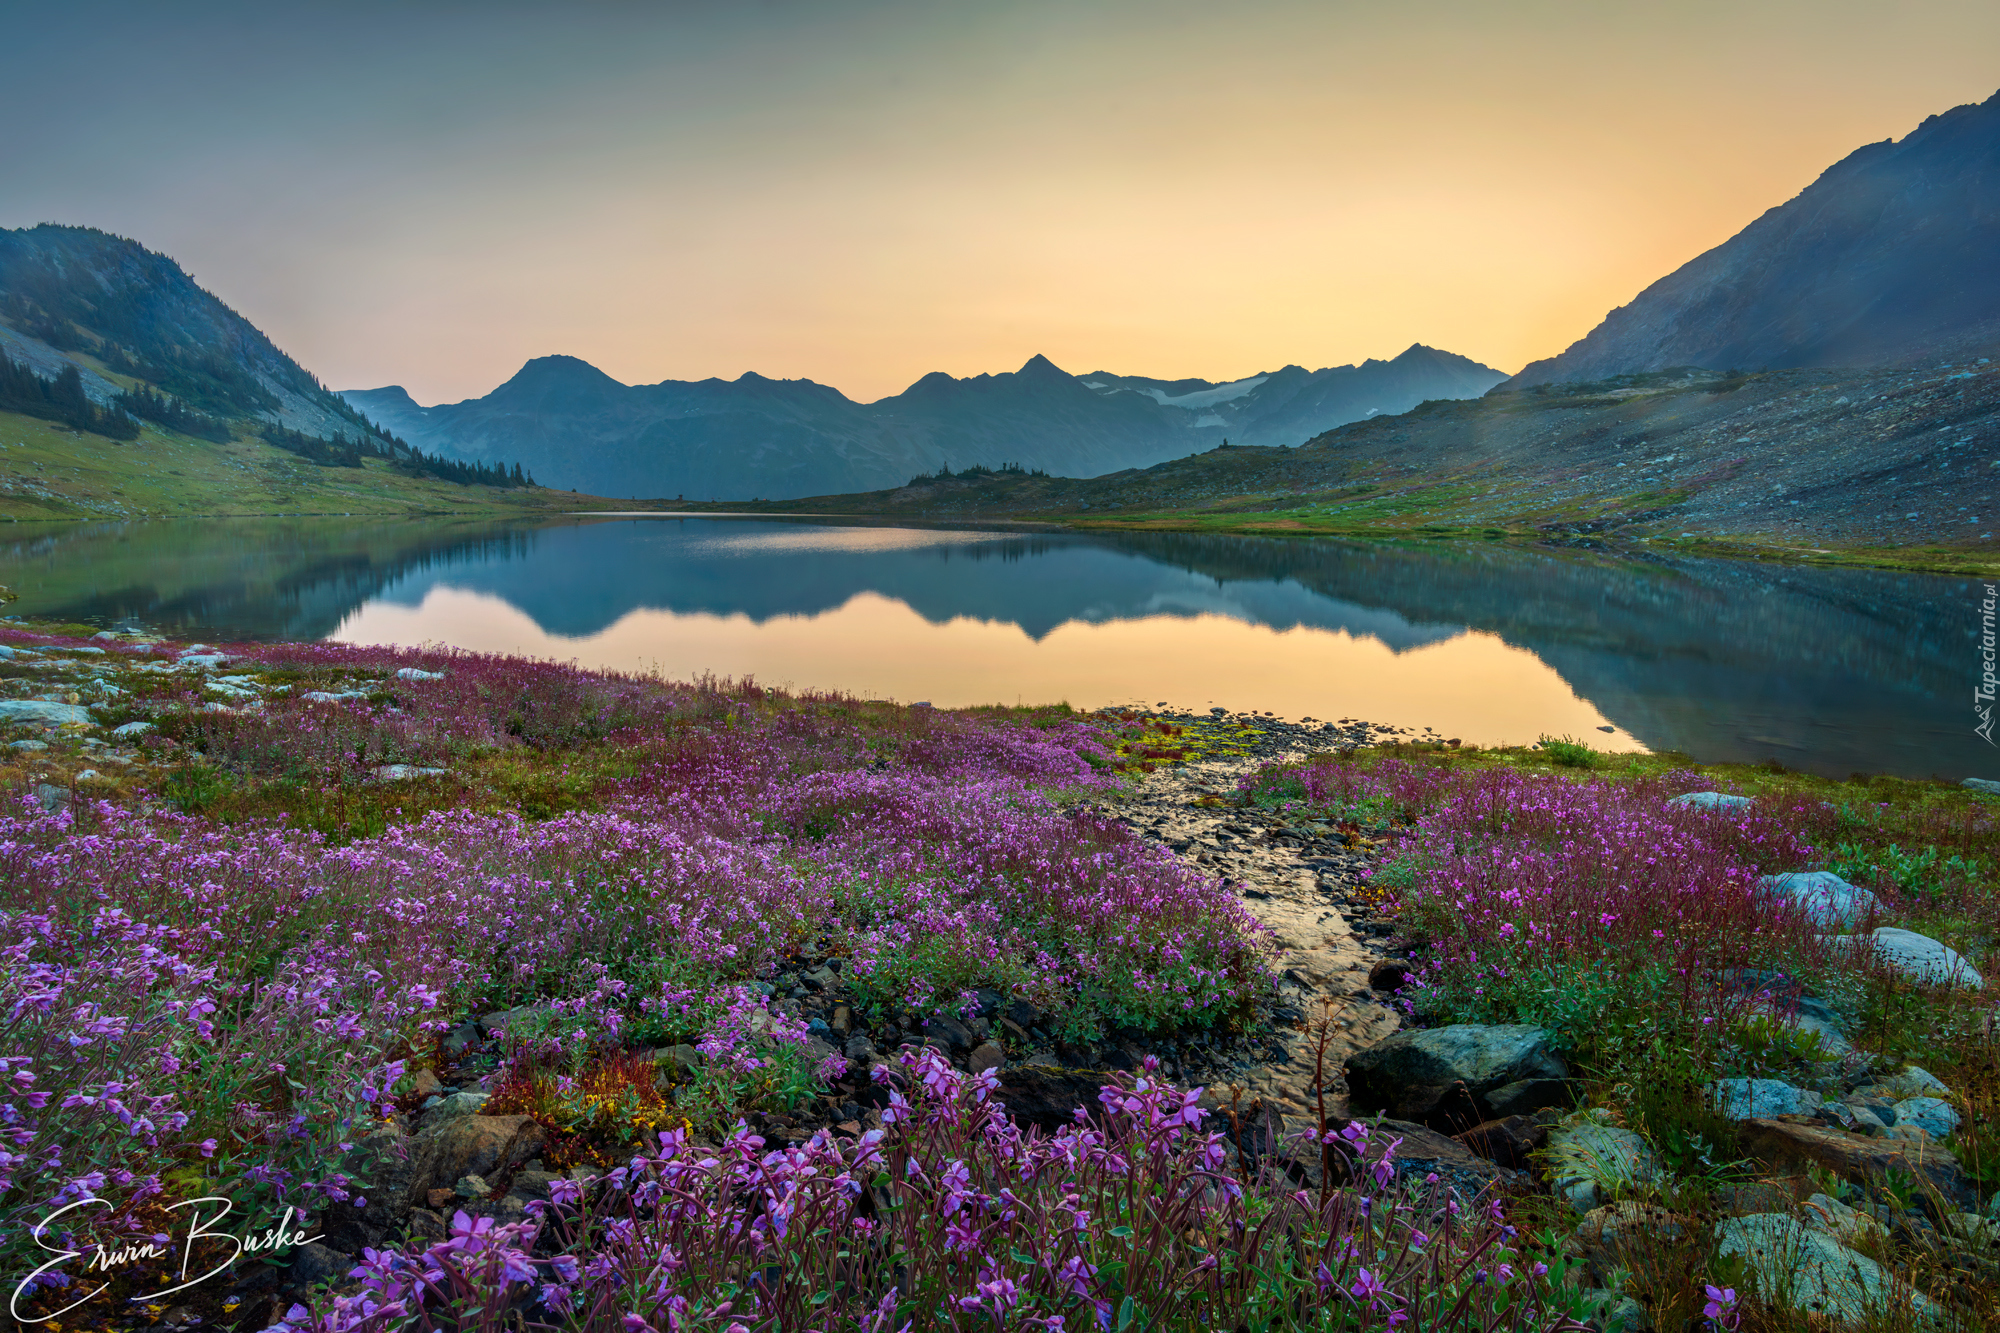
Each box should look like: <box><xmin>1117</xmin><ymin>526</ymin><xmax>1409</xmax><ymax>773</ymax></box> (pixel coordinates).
<box><xmin>5</xmin><ymin>0</ymin><xmax>1997</xmax><ymax>404</ymax></box>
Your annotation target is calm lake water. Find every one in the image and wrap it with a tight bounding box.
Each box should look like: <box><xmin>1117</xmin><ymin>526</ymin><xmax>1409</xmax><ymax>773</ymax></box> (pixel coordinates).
<box><xmin>2</xmin><ymin>513</ymin><xmax>1992</xmax><ymax>781</ymax></box>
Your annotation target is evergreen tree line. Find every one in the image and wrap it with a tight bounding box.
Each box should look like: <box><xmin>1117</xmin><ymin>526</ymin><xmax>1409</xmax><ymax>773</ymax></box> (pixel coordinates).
<box><xmin>906</xmin><ymin>460</ymin><xmax>1047</xmax><ymax>485</ymax></box>
<box><xmin>0</xmin><ymin>353</ymin><xmax>139</xmax><ymax>440</ymax></box>
<box><xmin>0</xmin><ymin>345</ymin><xmax>536</xmax><ymax>488</ymax></box>
<box><xmin>257</xmin><ymin>418</ymin><xmax>535</xmax><ymax>487</ymax></box>
<box><xmin>256</xmin><ymin>421</ymin><xmax>370</xmax><ymax>468</ymax></box>
<box><xmin>115</xmin><ymin>385</ymin><xmax>233</xmax><ymax>443</ymax></box>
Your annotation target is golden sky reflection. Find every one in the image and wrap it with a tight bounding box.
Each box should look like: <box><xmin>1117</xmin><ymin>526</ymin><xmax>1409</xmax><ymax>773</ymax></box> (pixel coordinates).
<box><xmin>334</xmin><ymin>585</ymin><xmax>1641</xmax><ymax>751</ymax></box>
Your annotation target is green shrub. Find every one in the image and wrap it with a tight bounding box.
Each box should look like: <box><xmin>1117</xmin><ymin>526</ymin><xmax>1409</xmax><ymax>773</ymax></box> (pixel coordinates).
<box><xmin>1534</xmin><ymin>733</ymin><xmax>1595</xmax><ymax>768</ymax></box>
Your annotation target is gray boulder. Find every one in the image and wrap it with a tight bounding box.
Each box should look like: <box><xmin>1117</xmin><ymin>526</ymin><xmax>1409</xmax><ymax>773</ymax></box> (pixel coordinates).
<box><xmin>1962</xmin><ymin>777</ymin><xmax>2000</xmax><ymax>795</ymax></box>
<box><xmin>1709</xmin><ymin>1078</ymin><xmax>1823</xmax><ymax>1120</ymax></box>
<box><xmin>0</xmin><ymin>700</ymin><xmax>94</xmax><ymax>727</ymax></box>
<box><xmin>1668</xmin><ymin>791</ymin><xmax>1754</xmax><ymax>811</ymax></box>
<box><xmin>1760</xmin><ymin>871</ymin><xmax>1880</xmax><ymax>928</ymax></box>
<box><xmin>1894</xmin><ymin>1097</ymin><xmax>1961</xmax><ymax>1139</ymax></box>
<box><xmin>1876</xmin><ymin>1066</ymin><xmax>1949</xmax><ymax>1098</ymax></box>
<box><xmin>1344</xmin><ymin>1024</ymin><xmax>1567</xmax><ymax>1125</ymax></box>
<box><xmin>1716</xmin><ymin>1214</ymin><xmax>1939</xmax><ymax>1324</ymax></box>
<box><xmin>110</xmin><ymin>720</ymin><xmax>154</xmax><ymax>738</ymax></box>
<box><xmin>1849</xmin><ymin>928</ymin><xmax>1985</xmax><ymax>988</ymax></box>
<box><xmin>284</xmin><ymin>1241</ymin><xmax>354</xmax><ymax>1291</ymax></box>
<box><xmin>1545</xmin><ymin>1117</ymin><xmax>1661</xmax><ymax>1211</ymax></box>
<box><xmin>396</xmin><ymin>667</ymin><xmax>446</xmax><ymax>681</ymax></box>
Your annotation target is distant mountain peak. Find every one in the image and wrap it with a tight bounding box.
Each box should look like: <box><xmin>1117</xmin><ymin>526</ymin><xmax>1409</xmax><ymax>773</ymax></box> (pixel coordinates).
<box><xmin>1017</xmin><ymin>353</ymin><xmax>1068</xmax><ymax>377</ymax></box>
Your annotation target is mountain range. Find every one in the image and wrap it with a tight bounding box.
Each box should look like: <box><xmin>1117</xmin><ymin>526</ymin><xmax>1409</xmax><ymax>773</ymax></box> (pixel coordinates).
<box><xmin>1509</xmin><ymin>87</ymin><xmax>2000</xmax><ymax>387</ymax></box>
<box><xmin>339</xmin><ymin>344</ymin><xmax>1506</xmax><ymax>501</ymax></box>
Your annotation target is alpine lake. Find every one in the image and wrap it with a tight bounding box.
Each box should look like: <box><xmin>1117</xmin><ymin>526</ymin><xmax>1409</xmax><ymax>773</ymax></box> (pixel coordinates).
<box><xmin>2</xmin><ymin>512</ymin><xmax>1991</xmax><ymax>781</ymax></box>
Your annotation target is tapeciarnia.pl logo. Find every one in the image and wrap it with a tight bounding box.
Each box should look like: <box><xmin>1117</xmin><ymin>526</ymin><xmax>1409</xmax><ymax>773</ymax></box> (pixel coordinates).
<box><xmin>1978</xmin><ymin>582</ymin><xmax>1997</xmax><ymax>745</ymax></box>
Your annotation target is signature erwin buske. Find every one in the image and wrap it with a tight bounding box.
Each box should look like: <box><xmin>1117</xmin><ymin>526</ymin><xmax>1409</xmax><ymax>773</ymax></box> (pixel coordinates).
<box><xmin>11</xmin><ymin>1195</ymin><xmax>317</xmax><ymax>1322</ymax></box>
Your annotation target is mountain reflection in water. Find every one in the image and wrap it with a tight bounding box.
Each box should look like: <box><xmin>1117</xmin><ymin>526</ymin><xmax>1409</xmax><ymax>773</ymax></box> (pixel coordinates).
<box><xmin>0</xmin><ymin>514</ymin><xmax>1987</xmax><ymax>780</ymax></box>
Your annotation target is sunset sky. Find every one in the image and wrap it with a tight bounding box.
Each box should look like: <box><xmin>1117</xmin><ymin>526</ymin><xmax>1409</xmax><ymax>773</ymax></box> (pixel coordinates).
<box><xmin>5</xmin><ymin>0</ymin><xmax>1997</xmax><ymax>404</ymax></box>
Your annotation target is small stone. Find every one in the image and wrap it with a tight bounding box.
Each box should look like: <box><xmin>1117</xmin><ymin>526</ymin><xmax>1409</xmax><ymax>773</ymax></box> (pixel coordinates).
<box><xmin>426</xmin><ymin>1091</ymin><xmax>491</xmax><ymax>1121</ymax></box>
<box><xmin>830</xmin><ymin>1005</ymin><xmax>852</xmax><ymax>1037</ymax></box>
<box><xmin>454</xmin><ymin>1174</ymin><xmax>492</xmax><ymax>1198</ymax></box>
<box><xmin>33</xmin><ymin>783</ymin><xmax>69</xmax><ymax>812</ymax></box>
<box><xmin>111</xmin><ymin>720</ymin><xmax>154</xmax><ymax>738</ymax></box>
<box><xmin>8</xmin><ymin>739</ymin><xmax>46</xmax><ymax>752</ymax></box>
<box><xmin>441</xmin><ymin>1021</ymin><xmax>482</xmax><ymax>1057</ymax></box>
<box><xmin>426</xmin><ymin>1188</ymin><xmax>455</xmax><ymax>1210</ymax></box>
<box><xmin>395</xmin><ymin>667</ymin><xmax>446</xmax><ymax>681</ymax></box>
<box><xmin>921</xmin><ymin>1013</ymin><xmax>974</xmax><ymax>1054</ymax></box>
<box><xmin>401</xmin><ymin>1068</ymin><xmax>445</xmax><ymax>1099</ymax></box>
<box><xmin>1668</xmin><ymin>791</ymin><xmax>1754</xmax><ymax>811</ymax></box>
<box><xmin>968</xmin><ymin>1041</ymin><xmax>1006</xmax><ymax>1075</ymax></box>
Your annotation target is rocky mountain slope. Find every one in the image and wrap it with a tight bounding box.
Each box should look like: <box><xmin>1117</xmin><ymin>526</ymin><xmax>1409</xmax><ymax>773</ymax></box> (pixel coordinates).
<box><xmin>1</xmin><ymin>224</ymin><xmax>368</xmax><ymax>439</ymax></box>
<box><xmin>1511</xmin><ymin>88</ymin><xmax>2000</xmax><ymax>386</ymax></box>
<box><xmin>341</xmin><ymin>345</ymin><xmax>1504</xmax><ymax>501</ymax></box>
<box><xmin>718</xmin><ymin>360</ymin><xmax>2000</xmax><ymax>553</ymax></box>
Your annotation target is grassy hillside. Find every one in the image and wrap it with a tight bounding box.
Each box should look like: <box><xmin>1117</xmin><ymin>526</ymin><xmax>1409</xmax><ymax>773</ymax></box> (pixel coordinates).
<box><xmin>0</xmin><ymin>408</ymin><xmax>609</xmax><ymax>520</ymax></box>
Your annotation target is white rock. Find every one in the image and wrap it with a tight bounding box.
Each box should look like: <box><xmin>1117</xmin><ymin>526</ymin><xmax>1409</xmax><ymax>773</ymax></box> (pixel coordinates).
<box><xmin>1716</xmin><ymin>1214</ymin><xmax>1939</xmax><ymax>1324</ymax></box>
<box><xmin>1894</xmin><ymin>1097</ymin><xmax>1961</xmax><ymax>1138</ymax></box>
<box><xmin>302</xmin><ymin>689</ymin><xmax>371</xmax><ymax>703</ymax></box>
<box><xmin>0</xmin><ymin>645</ymin><xmax>13</xmax><ymax>660</ymax></box>
<box><xmin>1668</xmin><ymin>791</ymin><xmax>1754</xmax><ymax>811</ymax></box>
<box><xmin>1760</xmin><ymin>871</ymin><xmax>1880</xmax><ymax>928</ymax></box>
<box><xmin>425</xmin><ymin>1091</ymin><xmax>490</xmax><ymax>1121</ymax></box>
<box><xmin>372</xmin><ymin>764</ymin><xmax>447</xmax><ymax>782</ymax></box>
<box><xmin>61</xmin><ymin>646</ymin><xmax>106</xmax><ymax>656</ymax></box>
<box><xmin>177</xmin><ymin>654</ymin><xmax>229</xmax><ymax>669</ymax></box>
<box><xmin>111</xmin><ymin>721</ymin><xmax>155</xmax><ymax>738</ymax></box>
<box><xmin>1962</xmin><ymin>777</ymin><xmax>2000</xmax><ymax>795</ymax></box>
<box><xmin>1709</xmin><ymin>1078</ymin><xmax>1822</xmax><ymax>1120</ymax></box>
<box><xmin>1864</xmin><ymin>927</ymin><xmax>1984</xmax><ymax>988</ymax></box>
<box><xmin>395</xmin><ymin>667</ymin><xmax>445</xmax><ymax>681</ymax></box>
<box><xmin>8</xmin><ymin>739</ymin><xmax>47</xmax><ymax>752</ymax></box>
